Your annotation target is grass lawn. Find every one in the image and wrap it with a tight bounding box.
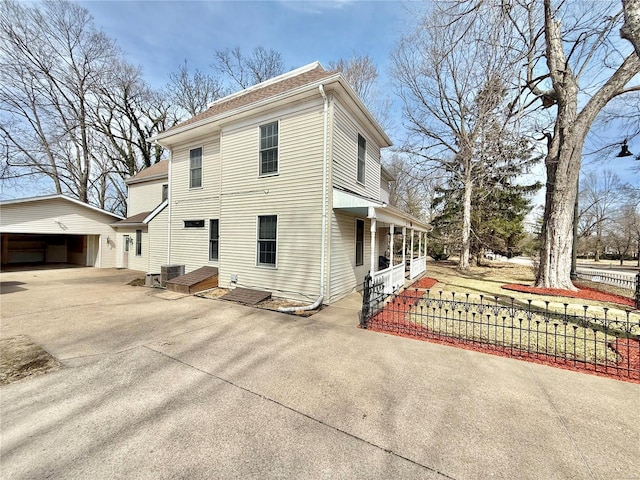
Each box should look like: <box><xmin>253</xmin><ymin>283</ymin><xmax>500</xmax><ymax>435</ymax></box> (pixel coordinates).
<box><xmin>394</xmin><ymin>259</ymin><xmax>639</xmax><ymax>366</ymax></box>
<box><xmin>422</xmin><ymin>259</ymin><xmax>638</xmax><ymax>320</ymax></box>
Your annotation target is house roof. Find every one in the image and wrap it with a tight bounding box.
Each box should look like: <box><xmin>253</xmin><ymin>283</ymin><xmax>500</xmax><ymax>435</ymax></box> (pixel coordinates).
<box><xmin>150</xmin><ymin>62</ymin><xmax>391</xmax><ymax>147</ymax></box>
<box><xmin>125</xmin><ymin>160</ymin><xmax>168</xmax><ymax>185</ymax></box>
<box><xmin>166</xmin><ymin>63</ymin><xmax>334</xmax><ymax>134</ymax></box>
<box><xmin>111</xmin><ymin>200</ymin><xmax>168</xmax><ymax>227</ymax></box>
<box><xmin>111</xmin><ymin>211</ymin><xmax>150</xmax><ymax>226</ymax></box>
<box><xmin>332</xmin><ymin>186</ymin><xmax>431</xmax><ymax>232</ymax></box>
<box><xmin>0</xmin><ymin>194</ymin><xmax>124</xmax><ymax>220</ymax></box>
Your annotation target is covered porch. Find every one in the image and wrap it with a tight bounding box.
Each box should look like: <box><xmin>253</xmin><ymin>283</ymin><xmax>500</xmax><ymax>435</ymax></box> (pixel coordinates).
<box><xmin>333</xmin><ymin>188</ymin><xmax>431</xmax><ymax>295</ymax></box>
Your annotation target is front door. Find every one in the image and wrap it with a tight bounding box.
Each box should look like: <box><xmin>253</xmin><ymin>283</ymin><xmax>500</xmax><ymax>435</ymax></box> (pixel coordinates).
<box><xmin>122</xmin><ymin>235</ymin><xmax>130</xmax><ymax>268</ymax></box>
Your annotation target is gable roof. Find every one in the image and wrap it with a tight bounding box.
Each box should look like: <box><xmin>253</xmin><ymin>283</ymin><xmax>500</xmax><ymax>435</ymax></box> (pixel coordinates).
<box><xmin>169</xmin><ymin>62</ymin><xmax>334</xmax><ymax>133</ymax></box>
<box><xmin>125</xmin><ymin>160</ymin><xmax>168</xmax><ymax>185</ymax></box>
<box><xmin>111</xmin><ymin>200</ymin><xmax>168</xmax><ymax>227</ymax></box>
<box><xmin>150</xmin><ymin>61</ymin><xmax>391</xmax><ymax>147</ymax></box>
<box><xmin>0</xmin><ymin>194</ymin><xmax>124</xmax><ymax>220</ymax></box>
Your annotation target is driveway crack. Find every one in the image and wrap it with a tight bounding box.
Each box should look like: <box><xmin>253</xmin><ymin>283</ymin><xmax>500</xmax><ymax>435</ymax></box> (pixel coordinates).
<box><xmin>527</xmin><ymin>364</ymin><xmax>596</xmax><ymax>480</ymax></box>
<box><xmin>143</xmin><ymin>345</ymin><xmax>456</xmax><ymax>480</ymax></box>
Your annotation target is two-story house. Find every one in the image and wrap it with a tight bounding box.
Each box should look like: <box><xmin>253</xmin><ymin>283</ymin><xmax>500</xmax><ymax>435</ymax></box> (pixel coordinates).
<box><xmin>149</xmin><ymin>62</ymin><xmax>429</xmax><ymax>305</ymax></box>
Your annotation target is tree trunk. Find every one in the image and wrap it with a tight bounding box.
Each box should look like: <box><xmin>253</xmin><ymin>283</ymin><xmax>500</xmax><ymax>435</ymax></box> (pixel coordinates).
<box><xmin>621</xmin><ymin>0</ymin><xmax>640</xmax><ymax>58</ymax></box>
<box><xmin>536</xmin><ymin>142</ymin><xmax>582</xmax><ymax>291</ymax></box>
<box><xmin>459</xmin><ymin>172</ymin><xmax>472</xmax><ymax>271</ymax></box>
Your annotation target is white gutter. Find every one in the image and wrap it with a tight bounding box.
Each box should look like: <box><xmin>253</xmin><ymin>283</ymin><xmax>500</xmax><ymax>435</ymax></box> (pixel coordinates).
<box><xmin>279</xmin><ymin>84</ymin><xmax>329</xmax><ymax>312</ymax></box>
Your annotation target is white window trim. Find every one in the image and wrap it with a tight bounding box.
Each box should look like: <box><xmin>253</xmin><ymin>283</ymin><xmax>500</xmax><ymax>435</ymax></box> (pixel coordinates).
<box><xmin>189</xmin><ymin>146</ymin><xmax>204</xmax><ymax>190</ymax></box>
<box><xmin>256</xmin><ymin>214</ymin><xmax>278</xmax><ymax>268</ymax></box>
<box><xmin>355</xmin><ymin>218</ymin><xmax>365</xmax><ymax>267</ymax></box>
<box><xmin>183</xmin><ymin>219</ymin><xmax>205</xmax><ymax>229</ymax></box>
<box><xmin>356</xmin><ymin>133</ymin><xmax>366</xmax><ymax>186</ymax></box>
<box><xmin>209</xmin><ymin>219</ymin><xmax>219</xmax><ymax>262</ymax></box>
<box><xmin>258</xmin><ymin>120</ymin><xmax>280</xmax><ymax>178</ymax></box>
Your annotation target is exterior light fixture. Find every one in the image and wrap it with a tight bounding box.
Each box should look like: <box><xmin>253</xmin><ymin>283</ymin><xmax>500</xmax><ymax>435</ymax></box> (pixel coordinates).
<box><xmin>617</xmin><ymin>139</ymin><xmax>633</xmax><ymax>157</ymax></box>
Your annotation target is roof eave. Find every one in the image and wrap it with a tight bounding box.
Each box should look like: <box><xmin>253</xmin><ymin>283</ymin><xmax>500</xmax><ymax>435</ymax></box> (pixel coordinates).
<box><xmin>0</xmin><ymin>194</ymin><xmax>124</xmax><ymax>220</ymax></box>
<box><xmin>125</xmin><ymin>172</ymin><xmax>168</xmax><ymax>185</ymax></box>
<box><xmin>149</xmin><ymin>77</ymin><xmax>338</xmax><ymax>146</ymax></box>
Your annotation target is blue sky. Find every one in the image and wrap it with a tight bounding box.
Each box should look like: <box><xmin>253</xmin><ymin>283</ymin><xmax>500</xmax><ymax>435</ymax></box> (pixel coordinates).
<box><xmin>81</xmin><ymin>0</ymin><xmax>638</xmax><ymax>182</ymax></box>
<box><xmin>81</xmin><ymin>0</ymin><xmax>409</xmax><ymax>90</ymax></box>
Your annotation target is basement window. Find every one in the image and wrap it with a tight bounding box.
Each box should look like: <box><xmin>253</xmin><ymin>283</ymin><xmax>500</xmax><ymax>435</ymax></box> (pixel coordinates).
<box><xmin>184</xmin><ymin>220</ymin><xmax>205</xmax><ymax>228</ymax></box>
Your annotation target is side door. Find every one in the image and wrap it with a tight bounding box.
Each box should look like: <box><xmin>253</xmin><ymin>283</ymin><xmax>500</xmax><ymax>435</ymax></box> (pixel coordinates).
<box><xmin>122</xmin><ymin>235</ymin><xmax>130</xmax><ymax>268</ymax></box>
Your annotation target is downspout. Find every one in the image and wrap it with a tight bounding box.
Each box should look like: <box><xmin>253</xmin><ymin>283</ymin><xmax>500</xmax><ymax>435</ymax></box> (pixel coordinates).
<box><xmin>279</xmin><ymin>84</ymin><xmax>328</xmax><ymax>312</ymax></box>
<box><xmin>166</xmin><ymin>145</ymin><xmax>173</xmax><ymax>265</ymax></box>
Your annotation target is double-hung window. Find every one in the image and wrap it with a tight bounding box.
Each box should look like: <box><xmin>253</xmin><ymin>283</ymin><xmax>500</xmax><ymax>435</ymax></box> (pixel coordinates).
<box><xmin>355</xmin><ymin>219</ymin><xmax>364</xmax><ymax>266</ymax></box>
<box><xmin>357</xmin><ymin>134</ymin><xmax>366</xmax><ymax>184</ymax></box>
<box><xmin>209</xmin><ymin>219</ymin><xmax>219</xmax><ymax>261</ymax></box>
<box><xmin>257</xmin><ymin>215</ymin><xmax>277</xmax><ymax>266</ymax></box>
<box><xmin>259</xmin><ymin>121</ymin><xmax>278</xmax><ymax>175</ymax></box>
<box><xmin>135</xmin><ymin>229</ymin><xmax>142</xmax><ymax>256</ymax></box>
<box><xmin>190</xmin><ymin>147</ymin><xmax>202</xmax><ymax>189</ymax></box>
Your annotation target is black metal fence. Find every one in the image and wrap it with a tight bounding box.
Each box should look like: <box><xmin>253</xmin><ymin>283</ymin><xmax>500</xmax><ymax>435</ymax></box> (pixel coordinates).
<box><xmin>360</xmin><ymin>283</ymin><xmax>640</xmax><ymax>381</ymax></box>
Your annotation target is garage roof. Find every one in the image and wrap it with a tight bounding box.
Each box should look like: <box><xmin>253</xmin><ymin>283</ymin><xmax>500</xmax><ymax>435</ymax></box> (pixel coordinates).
<box><xmin>0</xmin><ymin>195</ymin><xmax>124</xmax><ymax>220</ymax></box>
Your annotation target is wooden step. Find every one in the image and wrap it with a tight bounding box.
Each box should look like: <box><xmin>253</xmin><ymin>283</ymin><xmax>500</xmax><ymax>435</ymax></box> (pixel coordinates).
<box><xmin>166</xmin><ymin>266</ymin><xmax>218</xmax><ymax>294</ymax></box>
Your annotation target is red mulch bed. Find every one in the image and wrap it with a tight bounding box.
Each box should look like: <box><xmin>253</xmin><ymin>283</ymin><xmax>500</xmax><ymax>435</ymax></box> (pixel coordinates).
<box><xmin>413</xmin><ymin>277</ymin><xmax>439</xmax><ymax>289</ymax></box>
<box><xmin>502</xmin><ymin>283</ymin><xmax>637</xmax><ymax>309</ymax></box>
<box><xmin>362</xmin><ymin>279</ymin><xmax>639</xmax><ymax>383</ymax></box>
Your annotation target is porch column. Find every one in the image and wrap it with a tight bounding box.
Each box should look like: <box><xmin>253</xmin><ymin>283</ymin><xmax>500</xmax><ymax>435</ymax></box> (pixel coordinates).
<box><xmin>370</xmin><ymin>217</ymin><xmax>377</xmax><ymax>273</ymax></box>
<box><xmin>410</xmin><ymin>229</ymin><xmax>415</xmax><ymax>261</ymax></box>
<box><xmin>419</xmin><ymin>231</ymin><xmax>423</xmax><ymax>258</ymax></box>
<box><xmin>402</xmin><ymin>227</ymin><xmax>406</xmax><ymax>271</ymax></box>
<box><xmin>389</xmin><ymin>223</ymin><xmax>395</xmax><ymax>267</ymax></box>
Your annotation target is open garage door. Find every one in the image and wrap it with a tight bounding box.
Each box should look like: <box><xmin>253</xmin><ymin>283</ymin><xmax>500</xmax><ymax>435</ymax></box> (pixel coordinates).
<box><xmin>1</xmin><ymin>233</ymin><xmax>96</xmax><ymax>267</ymax></box>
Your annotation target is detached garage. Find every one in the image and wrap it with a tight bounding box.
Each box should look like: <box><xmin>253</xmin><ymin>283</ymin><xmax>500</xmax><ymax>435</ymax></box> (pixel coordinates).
<box><xmin>0</xmin><ymin>195</ymin><xmax>122</xmax><ymax>269</ymax></box>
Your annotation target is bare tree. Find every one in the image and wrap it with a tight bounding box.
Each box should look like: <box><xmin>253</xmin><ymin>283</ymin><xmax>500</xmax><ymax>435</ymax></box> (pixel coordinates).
<box><xmin>93</xmin><ymin>61</ymin><xmax>177</xmax><ymax>213</ymax></box>
<box><xmin>0</xmin><ymin>0</ymin><xmax>120</xmax><ymax>203</ymax></box>
<box><xmin>579</xmin><ymin>170</ymin><xmax>625</xmax><ymax>261</ymax></box>
<box><xmin>391</xmin><ymin>4</ymin><xmax>531</xmax><ymax>270</ymax></box>
<box><xmin>385</xmin><ymin>153</ymin><xmax>437</xmax><ymax>221</ymax></box>
<box><xmin>166</xmin><ymin>60</ymin><xmax>225</xmax><ymax>117</ymax></box>
<box><xmin>212</xmin><ymin>47</ymin><xmax>284</xmax><ymax>90</ymax></box>
<box><xmin>621</xmin><ymin>0</ymin><xmax>640</xmax><ymax>57</ymax></box>
<box><xmin>463</xmin><ymin>0</ymin><xmax>640</xmax><ymax>289</ymax></box>
<box><xmin>606</xmin><ymin>202</ymin><xmax>640</xmax><ymax>265</ymax></box>
<box><xmin>328</xmin><ymin>54</ymin><xmax>392</xmax><ymax>130</ymax></box>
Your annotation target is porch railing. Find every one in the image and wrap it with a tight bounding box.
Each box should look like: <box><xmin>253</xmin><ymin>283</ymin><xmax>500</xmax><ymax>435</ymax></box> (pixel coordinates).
<box><xmin>410</xmin><ymin>256</ymin><xmax>427</xmax><ymax>280</ymax></box>
<box><xmin>372</xmin><ymin>263</ymin><xmax>405</xmax><ymax>295</ymax></box>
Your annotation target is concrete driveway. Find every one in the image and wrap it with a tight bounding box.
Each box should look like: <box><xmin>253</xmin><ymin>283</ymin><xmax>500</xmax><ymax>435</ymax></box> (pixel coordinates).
<box><xmin>1</xmin><ymin>267</ymin><xmax>638</xmax><ymax>479</ymax></box>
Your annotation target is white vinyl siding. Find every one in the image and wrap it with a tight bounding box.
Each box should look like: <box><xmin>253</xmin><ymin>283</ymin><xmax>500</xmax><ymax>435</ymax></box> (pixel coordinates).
<box><xmin>219</xmin><ymin>99</ymin><xmax>325</xmax><ymax>300</ymax></box>
<box><xmin>329</xmin><ymin>210</ymin><xmax>371</xmax><ymax>302</ymax></box>
<box><xmin>147</xmin><ymin>207</ymin><xmax>168</xmax><ymax>273</ymax></box>
<box><xmin>127</xmin><ymin>178</ymin><xmax>167</xmax><ymax>217</ymax></box>
<box><xmin>331</xmin><ymin>101</ymin><xmax>382</xmax><ymax>200</ymax></box>
<box><xmin>120</xmin><ymin>228</ymin><xmax>149</xmax><ymax>272</ymax></box>
<box><xmin>169</xmin><ymin>135</ymin><xmax>221</xmax><ymax>272</ymax></box>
